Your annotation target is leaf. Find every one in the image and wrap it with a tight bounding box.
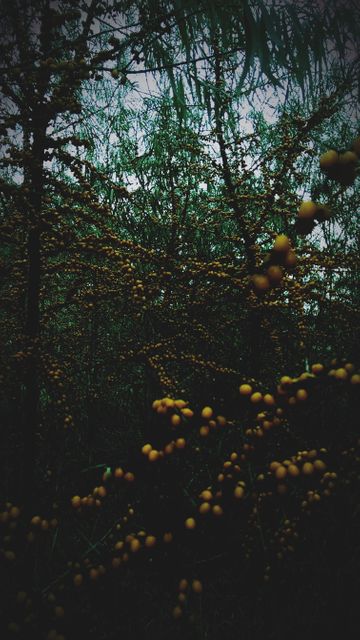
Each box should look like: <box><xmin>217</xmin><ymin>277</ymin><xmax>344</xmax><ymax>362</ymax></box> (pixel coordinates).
<box><xmin>238</xmin><ymin>1</ymin><xmax>256</xmax><ymax>90</ymax></box>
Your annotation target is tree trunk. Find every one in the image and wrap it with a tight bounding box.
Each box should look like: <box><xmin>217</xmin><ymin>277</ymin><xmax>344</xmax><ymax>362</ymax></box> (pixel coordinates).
<box><xmin>20</xmin><ymin>120</ymin><xmax>47</xmax><ymax>508</ymax></box>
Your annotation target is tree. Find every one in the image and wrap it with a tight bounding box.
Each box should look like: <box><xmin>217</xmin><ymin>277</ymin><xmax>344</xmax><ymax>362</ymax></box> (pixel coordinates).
<box><xmin>0</xmin><ymin>1</ymin><xmax>359</xmax><ymax>638</ymax></box>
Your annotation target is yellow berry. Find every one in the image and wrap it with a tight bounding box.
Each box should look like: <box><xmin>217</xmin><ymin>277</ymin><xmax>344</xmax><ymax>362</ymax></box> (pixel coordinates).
<box><xmin>171</xmin><ymin>414</ymin><xmax>181</xmax><ymax>427</ymax></box>
<box><xmin>239</xmin><ymin>383</ymin><xmax>252</xmax><ymax>396</ymax></box>
<box><xmin>298</xmin><ymin>200</ymin><xmax>317</xmax><ymax>219</ymax></box>
<box><xmin>185</xmin><ymin>517</ymin><xmax>196</xmax><ymax>530</ymax></box>
<box><xmin>145</xmin><ymin>535</ymin><xmax>156</xmax><ymax>548</ymax></box>
<box><xmin>141</xmin><ymin>443</ymin><xmax>152</xmax><ymax>455</ymax></box>
<box><xmin>250</xmin><ymin>392</ymin><xmax>263</xmax><ymax>404</ymax></box>
<box><xmin>179</xmin><ymin>578</ymin><xmax>188</xmax><ymax>591</ymax></box>
<box><xmin>201</xmin><ymin>406</ymin><xmax>213</xmax><ymax>419</ymax></box>
<box><xmin>335</xmin><ymin>368</ymin><xmax>348</xmax><ymax>380</ymax></box>
<box><xmin>339</xmin><ymin>150</ymin><xmax>358</xmax><ymax>165</ymax></box>
<box><xmin>314</xmin><ymin>460</ymin><xmax>326</xmax><ymax>472</ymax></box>
<box><xmin>200</xmin><ymin>425</ymin><xmax>210</xmax><ymax>436</ymax></box>
<box><xmin>192</xmin><ymin>579</ymin><xmax>203</xmax><ymax>593</ymax></box>
<box><xmin>252</xmin><ymin>274</ymin><xmax>270</xmax><ymax>291</ymax></box>
<box><xmin>199</xmin><ymin>502</ymin><xmax>211</xmax><ymax>514</ymax></box>
<box><xmin>275</xmin><ymin>465</ymin><xmax>287</xmax><ymax>480</ymax></box>
<box><xmin>311</xmin><ymin>363</ymin><xmax>324</xmax><ymax>374</ymax></box>
<box><xmin>267</xmin><ymin>265</ymin><xmax>283</xmax><ymax>284</ymax></box>
<box><xmin>130</xmin><ymin>539</ymin><xmax>141</xmax><ymax>553</ymax></box>
<box><xmin>273</xmin><ymin>234</ymin><xmax>291</xmax><ymax>252</ymax></box>
<box><xmin>288</xmin><ymin>464</ymin><xmax>300</xmax><ymax>477</ymax></box>
<box><xmin>234</xmin><ymin>486</ymin><xmax>245</xmax><ymax>499</ymax></box>
<box><xmin>302</xmin><ymin>462</ymin><xmax>314</xmax><ymax>475</ymax></box>
<box><xmin>319</xmin><ymin>149</ymin><xmax>339</xmax><ymax>169</ymax></box>
<box><xmin>263</xmin><ymin>393</ymin><xmax>275</xmax><ymax>406</ymax></box>
<box><xmin>73</xmin><ymin>574</ymin><xmax>83</xmax><ymax>587</ymax></box>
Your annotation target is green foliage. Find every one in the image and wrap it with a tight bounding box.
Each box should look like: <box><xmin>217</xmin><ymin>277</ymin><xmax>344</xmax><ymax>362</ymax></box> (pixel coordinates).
<box><xmin>0</xmin><ymin>1</ymin><xmax>359</xmax><ymax>638</ymax></box>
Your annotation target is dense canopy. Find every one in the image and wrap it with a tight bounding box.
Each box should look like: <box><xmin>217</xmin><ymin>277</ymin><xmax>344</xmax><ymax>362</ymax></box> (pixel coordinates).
<box><xmin>0</xmin><ymin>1</ymin><xmax>359</xmax><ymax>638</ymax></box>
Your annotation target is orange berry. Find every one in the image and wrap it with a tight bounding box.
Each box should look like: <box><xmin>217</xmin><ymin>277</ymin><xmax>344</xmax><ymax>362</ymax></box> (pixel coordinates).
<box><xmin>311</xmin><ymin>363</ymin><xmax>324</xmax><ymax>374</ymax></box>
<box><xmin>175</xmin><ymin>399</ymin><xmax>187</xmax><ymax>409</ymax></box>
<box><xmin>130</xmin><ymin>539</ymin><xmax>141</xmax><ymax>553</ymax></box>
<box><xmin>250</xmin><ymin>392</ymin><xmax>263</xmax><ymax>404</ymax></box>
<box><xmin>313</xmin><ymin>459</ymin><xmax>326</xmax><ymax>472</ymax></box>
<box><xmin>288</xmin><ymin>464</ymin><xmax>300</xmax><ymax>477</ymax></box>
<box><xmin>9</xmin><ymin>506</ymin><xmax>20</xmax><ymax>519</ymax></box>
<box><xmin>163</xmin><ymin>532</ymin><xmax>173</xmax><ymax>543</ymax></box>
<box><xmin>319</xmin><ymin>149</ymin><xmax>338</xmax><ymax>170</ymax></box>
<box><xmin>298</xmin><ymin>200</ymin><xmax>317</xmax><ymax>219</ymax></box>
<box><xmin>199</xmin><ymin>502</ymin><xmax>211</xmax><ymax>514</ymax></box>
<box><xmin>335</xmin><ymin>368</ymin><xmax>348</xmax><ymax>380</ymax></box>
<box><xmin>296</xmin><ymin>389</ymin><xmax>308</xmax><ymax>401</ymax></box>
<box><xmin>171</xmin><ymin>414</ymin><xmax>181</xmax><ymax>427</ymax></box>
<box><xmin>179</xmin><ymin>579</ymin><xmax>188</xmax><ymax>591</ymax></box>
<box><xmin>145</xmin><ymin>535</ymin><xmax>156</xmax><ymax>548</ymax></box>
<box><xmin>141</xmin><ymin>444</ymin><xmax>152</xmax><ymax>455</ymax></box>
<box><xmin>148</xmin><ymin>449</ymin><xmax>159</xmax><ymax>462</ymax></box>
<box><xmin>200</xmin><ymin>425</ymin><xmax>210</xmax><ymax>436</ymax></box>
<box><xmin>73</xmin><ymin>574</ymin><xmax>83</xmax><ymax>587</ymax></box>
<box><xmin>284</xmin><ymin>248</ymin><xmax>297</xmax><ymax>267</ymax></box>
<box><xmin>164</xmin><ymin>442</ymin><xmax>175</xmax><ymax>454</ymax></box>
<box><xmin>273</xmin><ymin>234</ymin><xmax>291</xmax><ymax>252</ymax></box>
<box><xmin>234</xmin><ymin>486</ymin><xmax>245</xmax><ymax>499</ymax></box>
<box><xmin>201</xmin><ymin>406</ymin><xmax>213</xmax><ymax>419</ymax></box>
<box><xmin>270</xmin><ymin>461</ymin><xmax>281</xmax><ymax>471</ymax></box>
<box><xmin>302</xmin><ymin>462</ymin><xmax>314</xmax><ymax>475</ymax></box>
<box><xmin>267</xmin><ymin>265</ymin><xmax>283</xmax><ymax>284</ymax></box>
<box><xmin>192</xmin><ymin>579</ymin><xmax>203</xmax><ymax>593</ymax></box>
<box><xmin>239</xmin><ymin>383</ymin><xmax>252</xmax><ymax>396</ymax></box>
<box><xmin>200</xmin><ymin>490</ymin><xmax>213</xmax><ymax>501</ymax></box>
<box><xmin>263</xmin><ymin>393</ymin><xmax>275</xmax><ymax>406</ymax></box>
<box><xmin>252</xmin><ymin>274</ymin><xmax>270</xmax><ymax>292</ymax></box>
<box><xmin>275</xmin><ymin>465</ymin><xmax>287</xmax><ymax>480</ymax></box>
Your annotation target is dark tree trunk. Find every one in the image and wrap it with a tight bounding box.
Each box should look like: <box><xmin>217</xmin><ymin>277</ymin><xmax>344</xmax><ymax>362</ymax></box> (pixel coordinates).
<box><xmin>20</xmin><ymin>120</ymin><xmax>47</xmax><ymax>508</ymax></box>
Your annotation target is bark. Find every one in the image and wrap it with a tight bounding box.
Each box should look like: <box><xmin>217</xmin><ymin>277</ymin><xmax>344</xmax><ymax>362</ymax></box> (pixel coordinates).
<box><xmin>212</xmin><ymin>44</ymin><xmax>263</xmax><ymax>375</ymax></box>
<box><xmin>20</xmin><ymin>119</ymin><xmax>47</xmax><ymax>507</ymax></box>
